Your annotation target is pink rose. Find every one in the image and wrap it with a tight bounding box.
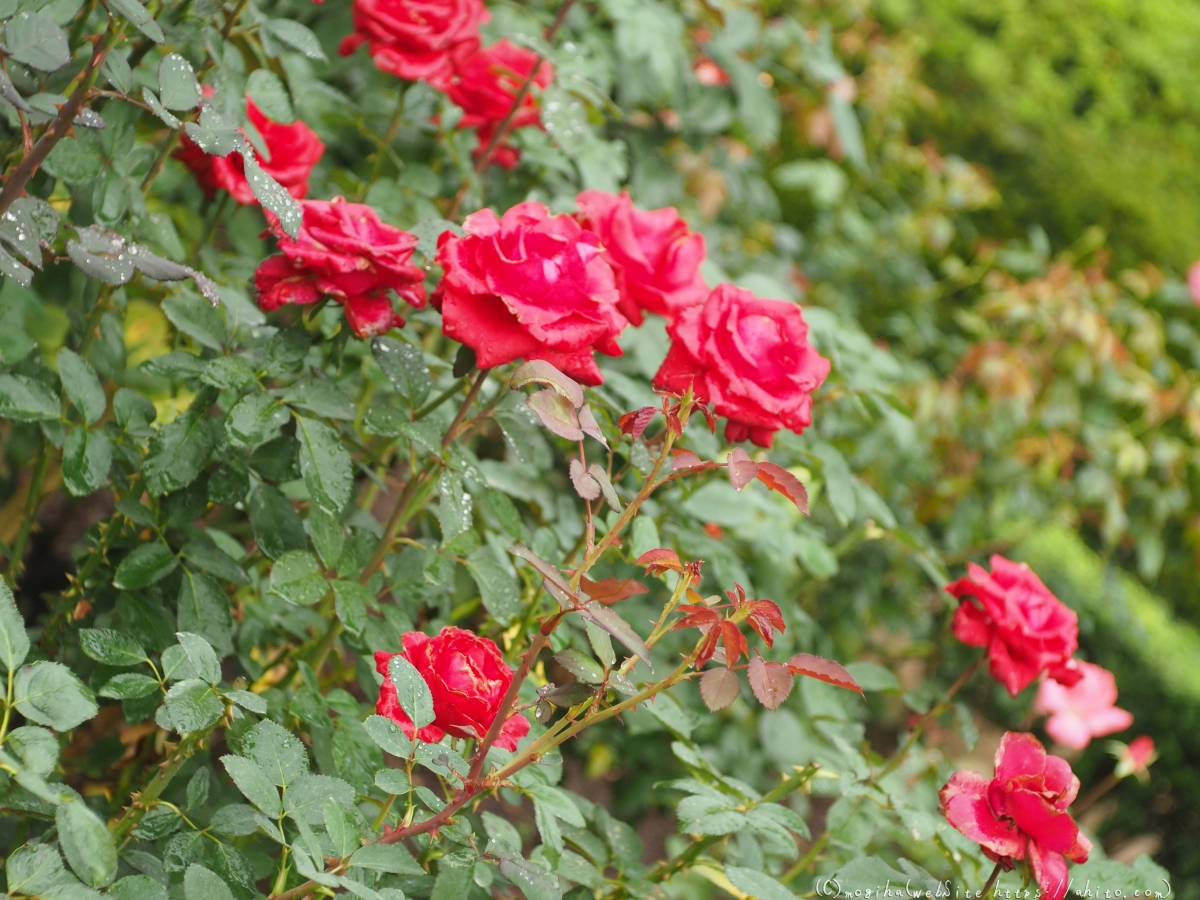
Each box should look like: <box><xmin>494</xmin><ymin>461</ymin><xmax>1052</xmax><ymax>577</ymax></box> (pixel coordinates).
<box><xmin>254</xmin><ymin>198</ymin><xmax>426</xmax><ymax>338</ymax></box>
<box><xmin>574</xmin><ymin>189</ymin><xmax>708</xmax><ymax>326</ymax></box>
<box><xmin>946</xmin><ymin>556</ymin><xmax>1081</xmax><ymax>697</ymax></box>
<box><xmin>432</xmin><ymin>201</ymin><xmax>627</xmax><ymax>384</ymax></box>
<box><xmin>1188</xmin><ymin>261</ymin><xmax>1200</xmax><ymax>306</ymax></box>
<box><xmin>940</xmin><ymin>732</ymin><xmax>1091</xmax><ymax>900</ymax></box>
<box><xmin>337</xmin><ymin>0</ymin><xmax>487</xmax><ymax>89</ymax></box>
<box><xmin>652</xmin><ymin>283</ymin><xmax>830</xmax><ymax>447</ymax></box>
<box><xmin>1033</xmin><ymin>661</ymin><xmax>1132</xmax><ymax>750</ymax></box>
<box><xmin>375</xmin><ymin>626</ymin><xmax>530</xmax><ymax>750</ymax></box>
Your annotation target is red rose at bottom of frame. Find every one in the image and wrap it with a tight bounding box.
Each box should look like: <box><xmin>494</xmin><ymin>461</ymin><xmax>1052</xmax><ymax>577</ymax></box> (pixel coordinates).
<box><xmin>375</xmin><ymin>626</ymin><xmax>530</xmax><ymax>750</ymax></box>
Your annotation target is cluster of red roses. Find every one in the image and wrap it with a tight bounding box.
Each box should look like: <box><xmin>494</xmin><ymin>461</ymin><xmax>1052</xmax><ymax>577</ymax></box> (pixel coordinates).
<box><xmin>339</xmin><ymin>0</ymin><xmax>552</xmax><ymax>169</ymax></box>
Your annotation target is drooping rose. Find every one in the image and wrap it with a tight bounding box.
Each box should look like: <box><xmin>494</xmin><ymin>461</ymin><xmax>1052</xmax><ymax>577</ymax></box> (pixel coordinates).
<box><xmin>940</xmin><ymin>732</ymin><xmax>1090</xmax><ymax>900</ymax></box>
<box><xmin>652</xmin><ymin>283</ymin><xmax>830</xmax><ymax>447</ymax></box>
<box><xmin>574</xmin><ymin>190</ymin><xmax>708</xmax><ymax>326</ymax></box>
<box><xmin>432</xmin><ymin>201</ymin><xmax>626</xmax><ymax>384</ymax></box>
<box><xmin>374</xmin><ymin>627</ymin><xmax>530</xmax><ymax>750</ymax></box>
<box><xmin>337</xmin><ymin>0</ymin><xmax>487</xmax><ymax>88</ymax></box>
<box><xmin>1033</xmin><ymin>661</ymin><xmax>1132</xmax><ymax>750</ymax></box>
<box><xmin>445</xmin><ymin>39</ymin><xmax>553</xmax><ymax>169</ymax></box>
<box><xmin>175</xmin><ymin>95</ymin><xmax>324</xmax><ymax>205</ymax></box>
<box><xmin>946</xmin><ymin>555</ymin><xmax>1082</xmax><ymax>697</ymax></box>
<box><xmin>254</xmin><ymin>197</ymin><xmax>426</xmax><ymax>338</ymax></box>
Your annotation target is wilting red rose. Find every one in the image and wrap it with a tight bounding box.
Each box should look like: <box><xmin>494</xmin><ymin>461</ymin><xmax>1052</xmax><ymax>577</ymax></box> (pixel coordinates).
<box><xmin>1033</xmin><ymin>661</ymin><xmax>1132</xmax><ymax>750</ymax></box>
<box><xmin>374</xmin><ymin>627</ymin><xmax>530</xmax><ymax>750</ymax></box>
<box><xmin>652</xmin><ymin>283</ymin><xmax>830</xmax><ymax>447</ymax></box>
<box><xmin>175</xmin><ymin>95</ymin><xmax>324</xmax><ymax>205</ymax></box>
<box><xmin>337</xmin><ymin>0</ymin><xmax>487</xmax><ymax>88</ymax></box>
<box><xmin>940</xmin><ymin>732</ymin><xmax>1090</xmax><ymax>900</ymax></box>
<box><xmin>946</xmin><ymin>555</ymin><xmax>1081</xmax><ymax>697</ymax></box>
<box><xmin>432</xmin><ymin>201</ymin><xmax>626</xmax><ymax>384</ymax></box>
<box><xmin>445</xmin><ymin>39</ymin><xmax>553</xmax><ymax>169</ymax></box>
<box><xmin>254</xmin><ymin>197</ymin><xmax>426</xmax><ymax>338</ymax></box>
<box><xmin>574</xmin><ymin>190</ymin><xmax>708</xmax><ymax>326</ymax></box>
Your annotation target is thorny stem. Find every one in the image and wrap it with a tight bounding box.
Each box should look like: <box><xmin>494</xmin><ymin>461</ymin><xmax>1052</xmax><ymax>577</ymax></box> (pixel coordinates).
<box><xmin>363</xmin><ymin>87</ymin><xmax>409</xmax><ymax>197</ymax></box>
<box><xmin>981</xmin><ymin>862</ymin><xmax>1003</xmax><ymax>899</ymax></box>
<box><xmin>441</xmin><ymin>369</ymin><xmax>489</xmax><ymax>449</ymax></box>
<box><xmin>4</xmin><ymin>439</ymin><xmax>50</xmax><ymax>588</ymax></box>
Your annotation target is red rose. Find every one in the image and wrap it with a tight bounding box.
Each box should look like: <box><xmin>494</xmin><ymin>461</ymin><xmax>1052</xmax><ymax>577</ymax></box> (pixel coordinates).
<box><xmin>175</xmin><ymin>95</ymin><xmax>324</xmax><ymax>205</ymax></box>
<box><xmin>445</xmin><ymin>39</ymin><xmax>553</xmax><ymax>169</ymax></box>
<box><xmin>374</xmin><ymin>627</ymin><xmax>530</xmax><ymax>750</ymax></box>
<box><xmin>432</xmin><ymin>201</ymin><xmax>627</xmax><ymax>384</ymax></box>
<box><xmin>652</xmin><ymin>283</ymin><xmax>830</xmax><ymax>447</ymax></box>
<box><xmin>940</xmin><ymin>732</ymin><xmax>1091</xmax><ymax>900</ymax></box>
<box><xmin>254</xmin><ymin>197</ymin><xmax>426</xmax><ymax>338</ymax></box>
<box><xmin>946</xmin><ymin>555</ymin><xmax>1082</xmax><ymax>697</ymax></box>
<box><xmin>337</xmin><ymin>0</ymin><xmax>487</xmax><ymax>89</ymax></box>
<box><xmin>574</xmin><ymin>189</ymin><xmax>708</xmax><ymax>326</ymax></box>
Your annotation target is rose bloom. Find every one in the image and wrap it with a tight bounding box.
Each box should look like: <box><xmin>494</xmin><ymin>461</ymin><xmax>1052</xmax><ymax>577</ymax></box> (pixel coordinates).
<box><xmin>940</xmin><ymin>732</ymin><xmax>1090</xmax><ymax>900</ymax></box>
<box><xmin>337</xmin><ymin>0</ymin><xmax>487</xmax><ymax>89</ymax></box>
<box><xmin>1188</xmin><ymin>260</ymin><xmax>1200</xmax><ymax>306</ymax></box>
<box><xmin>946</xmin><ymin>555</ymin><xmax>1082</xmax><ymax>697</ymax></box>
<box><xmin>1113</xmin><ymin>735</ymin><xmax>1157</xmax><ymax>780</ymax></box>
<box><xmin>445</xmin><ymin>39</ymin><xmax>553</xmax><ymax>169</ymax></box>
<box><xmin>1033</xmin><ymin>661</ymin><xmax>1132</xmax><ymax>750</ymax></box>
<box><xmin>574</xmin><ymin>190</ymin><xmax>708</xmax><ymax>326</ymax></box>
<box><xmin>693</xmin><ymin>57</ymin><xmax>731</xmax><ymax>87</ymax></box>
<box><xmin>175</xmin><ymin>95</ymin><xmax>324</xmax><ymax>205</ymax></box>
<box><xmin>652</xmin><ymin>283</ymin><xmax>830</xmax><ymax>447</ymax></box>
<box><xmin>375</xmin><ymin>627</ymin><xmax>530</xmax><ymax>750</ymax></box>
<box><xmin>254</xmin><ymin>198</ymin><xmax>426</xmax><ymax>338</ymax></box>
<box><xmin>432</xmin><ymin>201</ymin><xmax>627</xmax><ymax>384</ymax></box>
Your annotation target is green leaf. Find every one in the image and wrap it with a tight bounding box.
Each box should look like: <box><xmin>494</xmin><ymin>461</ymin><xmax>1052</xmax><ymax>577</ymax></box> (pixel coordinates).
<box><xmin>307</xmin><ymin>507</ymin><xmax>345</xmax><ymax>570</ymax></box>
<box><xmin>177</xmin><ymin>569</ymin><xmax>234</xmax><ymax>657</ymax></box>
<box><xmin>143</xmin><ymin>412</ymin><xmax>215</xmax><ymax>495</ymax></box>
<box><xmin>43</xmin><ymin>133</ymin><xmax>105</xmax><ymax>183</ymax></box>
<box><xmin>348</xmin><ymin>842</ymin><xmax>424</xmax><ymax>875</ymax></box>
<box><xmin>107</xmin><ymin>0</ymin><xmax>164</xmax><ymax>43</ymax></box>
<box><xmin>281</xmin><ymin>378</ymin><xmax>357</xmax><ymax>420</ymax></box>
<box><xmin>157</xmin><ymin>53</ymin><xmax>200</xmax><ymax>111</ymax></box>
<box><xmin>467</xmin><ymin>549</ymin><xmax>520</xmax><ymax>621</ymax></box>
<box><xmin>528</xmin><ymin>784</ymin><xmax>586</xmax><ymax>827</ymax></box>
<box><xmin>331</xmin><ymin>580</ymin><xmax>371</xmax><ymax>634</ymax></box>
<box><xmin>176</xmin><ymin>632</ymin><xmax>221</xmax><ymax>685</ymax></box>
<box><xmin>78</xmin><ymin>628</ymin><xmax>146</xmax><ymax>667</ymax></box>
<box><xmin>264</xmin><ymin>19</ymin><xmax>328</xmax><ymax>61</ymax></box>
<box><xmin>725</xmin><ymin>866</ymin><xmax>796</xmax><ymax>900</ymax></box>
<box><xmin>324</xmin><ymin>799</ymin><xmax>361</xmax><ymax>860</ymax></box>
<box><xmin>387</xmin><ymin>654</ymin><xmax>436</xmax><ymax>730</ymax></box>
<box><xmin>283</xmin><ymin>773</ymin><xmax>355</xmax><ymax>824</ymax></box>
<box><xmin>226</xmin><ymin>392</ymin><xmax>289</xmax><ymax>448</ymax></box>
<box><xmin>162</xmin><ymin>294</ymin><xmax>226</xmax><ymax>350</ymax></box>
<box><xmin>0</xmin><ymin>373</ymin><xmax>59</xmax><ymax>421</ymax></box>
<box><xmin>183</xmin><ymin>865</ymin><xmax>233</xmax><ymax>900</ymax></box>
<box><xmin>295</xmin><ymin>417</ymin><xmax>353</xmax><ymax>515</ymax></box>
<box><xmin>498</xmin><ymin>855</ymin><xmax>561</xmax><ymax>900</ymax></box>
<box><xmin>62</xmin><ymin>427</ymin><xmax>112</xmax><ymax>496</ymax></box>
<box><xmin>372</xmin><ymin>337</ymin><xmax>432</xmax><ymax>407</ymax></box>
<box><xmin>56</xmin><ymin>348</ymin><xmax>105</xmax><ymax>424</ymax></box>
<box><xmin>363</xmin><ymin>714</ymin><xmax>413</xmax><ymax>757</ymax></box>
<box><xmin>200</xmin><ymin>356</ymin><xmax>257</xmax><ymax>392</ymax></box>
<box><xmin>114</xmin><ymin>388</ymin><xmax>156</xmax><ymax>434</ymax></box>
<box><xmin>248</xmin><ymin>483</ymin><xmax>306</xmax><ymax>560</ymax></box>
<box><xmin>109</xmin><ymin>874</ymin><xmax>168</xmax><ymax>900</ymax></box>
<box><xmin>552</xmin><ymin>648</ymin><xmax>604</xmax><ymax>685</ymax></box>
<box><xmin>208</xmin><ymin>804</ymin><xmax>260</xmax><ymax>837</ymax></box>
<box><xmin>268</xmin><ymin>550</ymin><xmax>328</xmax><ymax>606</ymax></box>
<box><xmin>243</xmin><ymin>154</ymin><xmax>301</xmax><ymax>239</ymax></box>
<box><xmin>113</xmin><ymin>543</ymin><xmax>178</xmax><ymax>590</ymax></box>
<box><xmin>220</xmin><ymin>755</ymin><xmax>282</xmax><ymax>816</ymax></box>
<box><xmin>242</xmin><ymin>718</ymin><xmax>310</xmax><ymax>787</ymax></box>
<box><xmin>0</xmin><ymin>244</ymin><xmax>32</xmax><ymax>288</ymax></box>
<box><xmin>4</xmin><ymin>12</ymin><xmax>69</xmax><ymax>71</ymax></box>
<box><xmin>57</xmin><ymin>796</ymin><xmax>117</xmax><ymax>887</ymax></box>
<box><xmin>160</xmin><ymin>679</ymin><xmax>223</xmax><ymax>733</ymax></box>
<box><xmin>0</xmin><ymin>579</ymin><xmax>30</xmax><ymax>672</ymax></box>
<box><xmin>225</xmin><ymin>689</ymin><xmax>267</xmax><ymax>714</ymax></box>
<box><xmin>246</xmin><ymin>69</ymin><xmax>294</xmax><ymax>124</ymax></box>
<box><xmin>842</xmin><ymin>661</ymin><xmax>900</xmax><ymax>693</ymax></box>
<box><xmin>5</xmin><ymin>844</ymin><xmax>76</xmax><ymax>897</ymax></box>
<box><xmin>99</xmin><ymin>672</ymin><xmax>159</xmax><ymax>700</ymax></box>
<box><xmin>14</xmin><ymin>661</ymin><xmax>98</xmax><ymax>730</ymax></box>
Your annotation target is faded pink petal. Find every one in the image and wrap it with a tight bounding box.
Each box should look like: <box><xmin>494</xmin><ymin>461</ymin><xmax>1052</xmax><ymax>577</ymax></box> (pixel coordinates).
<box><xmin>1035</xmin><ymin>662</ymin><xmax>1133</xmax><ymax>750</ymax></box>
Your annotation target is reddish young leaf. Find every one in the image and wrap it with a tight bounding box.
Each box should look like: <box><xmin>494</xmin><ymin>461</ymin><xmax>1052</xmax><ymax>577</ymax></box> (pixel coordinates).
<box><xmin>754</xmin><ymin>462</ymin><xmax>810</xmax><ymax>515</ymax></box>
<box><xmin>746</xmin><ymin>600</ymin><xmax>786</xmax><ymax>647</ymax></box>
<box><xmin>672</xmin><ymin>604</ymin><xmax>721</xmax><ymax>631</ymax></box>
<box><xmin>693</xmin><ymin>628</ymin><xmax>720</xmax><ymax>668</ymax></box>
<box><xmin>727</xmin><ymin>447</ymin><xmax>758</xmax><ymax>490</ymax></box>
<box><xmin>748</xmin><ymin>657</ymin><xmax>794</xmax><ymax>710</ymax></box>
<box><xmin>581</xmin><ymin>576</ymin><xmax>649</xmax><ymax>605</ymax></box>
<box><xmin>510</xmin><ymin>359</ymin><xmax>584</xmax><ymax>408</ymax></box>
<box><xmin>578</xmin><ymin>404</ymin><xmax>608</xmax><ymax>448</ymax></box>
<box><xmin>672</xmin><ymin>449</ymin><xmax>703</xmax><ymax>470</ymax></box>
<box><xmin>636</xmin><ymin>548</ymin><xmax>682</xmax><ymax>574</ymax></box>
<box><xmin>718</xmin><ymin>619</ymin><xmax>749</xmax><ymax>664</ymax></box>
<box><xmin>786</xmin><ymin>653</ymin><xmax>864</xmax><ymax>696</ymax></box>
<box><xmin>509</xmin><ymin>545</ymin><xmax>581</xmax><ymax>608</ymax></box>
<box><xmin>698</xmin><ymin>402</ymin><xmax>717</xmax><ymax>434</ymax></box>
<box><xmin>569</xmin><ymin>458</ymin><xmax>601</xmax><ymax>501</ymax></box>
<box><xmin>699</xmin><ymin>667</ymin><xmax>741</xmax><ymax>711</ymax></box>
<box><xmin>618</xmin><ymin>406</ymin><xmax>656</xmax><ymax>440</ymax></box>
<box><xmin>527</xmin><ymin>389</ymin><xmax>585</xmax><ymax>441</ymax></box>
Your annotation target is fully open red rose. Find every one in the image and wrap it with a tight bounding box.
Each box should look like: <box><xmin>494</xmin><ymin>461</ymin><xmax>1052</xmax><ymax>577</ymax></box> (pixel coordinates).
<box><xmin>652</xmin><ymin>283</ymin><xmax>830</xmax><ymax>447</ymax></box>
<box><xmin>946</xmin><ymin>555</ymin><xmax>1081</xmax><ymax>697</ymax></box>
<box><xmin>432</xmin><ymin>201</ymin><xmax>626</xmax><ymax>384</ymax></box>
<box><xmin>175</xmin><ymin>95</ymin><xmax>324</xmax><ymax>205</ymax></box>
<box><xmin>254</xmin><ymin>197</ymin><xmax>426</xmax><ymax>338</ymax></box>
<box><xmin>337</xmin><ymin>0</ymin><xmax>487</xmax><ymax>88</ymax></box>
<box><xmin>445</xmin><ymin>39</ymin><xmax>553</xmax><ymax>169</ymax></box>
<box><xmin>940</xmin><ymin>732</ymin><xmax>1091</xmax><ymax>900</ymax></box>
<box><xmin>575</xmin><ymin>190</ymin><xmax>708</xmax><ymax>326</ymax></box>
<box><xmin>374</xmin><ymin>627</ymin><xmax>530</xmax><ymax>750</ymax></box>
